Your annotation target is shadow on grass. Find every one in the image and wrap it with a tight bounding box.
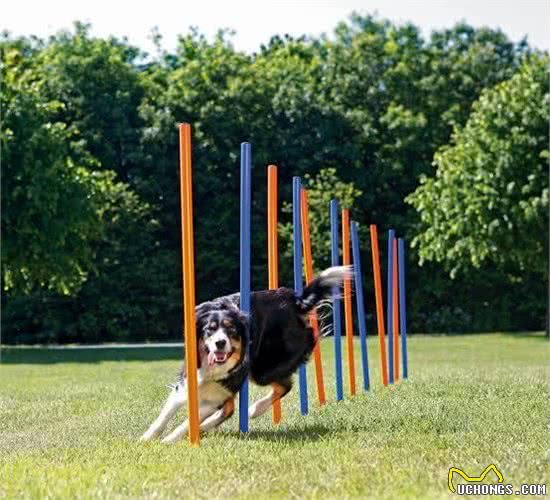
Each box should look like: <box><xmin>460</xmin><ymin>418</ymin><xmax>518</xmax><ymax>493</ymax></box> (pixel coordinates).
<box><xmin>0</xmin><ymin>347</ymin><xmax>183</xmax><ymax>364</ymax></box>
<box><xmin>416</xmin><ymin>331</ymin><xmax>547</xmax><ymax>338</ymax></box>
<box><xmin>221</xmin><ymin>424</ymin><xmax>336</xmax><ymax>443</ymax></box>
<box><xmin>501</xmin><ymin>331</ymin><xmax>548</xmax><ymax>339</ymax></box>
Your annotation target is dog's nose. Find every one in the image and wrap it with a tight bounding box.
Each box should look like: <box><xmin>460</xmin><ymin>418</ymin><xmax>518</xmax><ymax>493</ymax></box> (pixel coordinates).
<box><xmin>215</xmin><ymin>339</ymin><xmax>227</xmax><ymax>349</ymax></box>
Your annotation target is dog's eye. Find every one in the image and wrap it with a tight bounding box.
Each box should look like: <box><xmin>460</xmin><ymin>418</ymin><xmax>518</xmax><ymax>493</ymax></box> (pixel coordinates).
<box><xmin>204</xmin><ymin>323</ymin><xmax>217</xmax><ymax>335</ymax></box>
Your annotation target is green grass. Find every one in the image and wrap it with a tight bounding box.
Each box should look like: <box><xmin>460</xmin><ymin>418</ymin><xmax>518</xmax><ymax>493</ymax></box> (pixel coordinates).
<box><xmin>1</xmin><ymin>334</ymin><xmax>548</xmax><ymax>499</ymax></box>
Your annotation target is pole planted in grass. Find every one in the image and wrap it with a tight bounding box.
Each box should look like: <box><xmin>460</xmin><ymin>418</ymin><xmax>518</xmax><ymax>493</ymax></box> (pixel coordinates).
<box><xmin>370</xmin><ymin>225</ymin><xmax>388</xmax><ymax>386</ymax></box>
<box><xmin>342</xmin><ymin>209</ymin><xmax>357</xmax><ymax>396</ymax></box>
<box><xmin>239</xmin><ymin>142</ymin><xmax>252</xmax><ymax>433</ymax></box>
<box><xmin>387</xmin><ymin>229</ymin><xmax>395</xmax><ymax>384</ymax></box>
<box><xmin>350</xmin><ymin>221</ymin><xmax>370</xmax><ymax>391</ymax></box>
<box><xmin>301</xmin><ymin>188</ymin><xmax>326</xmax><ymax>406</ymax></box>
<box><xmin>178</xmin><ymin>123</ymin><xmax>200</xmax><ymax>446</ymax></box>
<box><xmin>293</xmin><ymin>177</ymin><xmax>308</xmax><ymax>415</ymax></box>
<box><xmin>398</xmin><ymin>238</ymin><xmax>409</xmax><ymax>379</ymax></box>
<box><xmin>330</xmin><ymin>199</ymin><xmax>344</xmax><ymax>401</ymax></box>
<box><xmin>267</xmin><ymin>165</ymin><xmax>282</xmax><ymax>423</ymax></box>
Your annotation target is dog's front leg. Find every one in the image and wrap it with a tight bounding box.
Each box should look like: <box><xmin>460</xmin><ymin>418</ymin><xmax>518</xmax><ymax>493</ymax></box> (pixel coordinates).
<box><xmin>199</xmin><ymin>398</ymin><xmax>235</xmax><ymax>432</ymax></box>
<box><xmin>140</xmin><ymin>382</ymin><xmax>187</xmax><ymax>441</ymax></box>
<box><xmin>161</xmin><ymin>403</ymin><xmax>216</xmax><ymax>444</ymax></box>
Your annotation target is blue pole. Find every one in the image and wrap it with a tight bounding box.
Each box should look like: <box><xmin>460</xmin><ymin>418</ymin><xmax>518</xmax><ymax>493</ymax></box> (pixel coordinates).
<box><xmin>330</xmin><ymin>199</ymin><xmax>344</xmax><ymax>401</ymax></box>
<box><xmin>398</xmin><ymin>238</ymin><xmax>409</xmax><ymax>379</ymax></box>
<box><xmin>293</xmin><ymin>177</ymin><xmax>308</xmax><ymax>415</ymax></box>
<box><xmin>351</xmin><ymin>221</ymin><xmax>370</xmax><ymax>391</ymax></box>
<box><xmin>386</xmin><ymin>229</ymin><xmax>395</xmax><ymax>384</ymax></box>
<box><xmin>239</xmin><ymin>142</ymin><xmax>251</xmax><ymax>432</ymax></box>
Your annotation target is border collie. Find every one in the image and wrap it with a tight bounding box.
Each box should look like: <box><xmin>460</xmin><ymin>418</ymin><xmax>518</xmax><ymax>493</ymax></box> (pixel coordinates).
<box><xmin>141</xmin><ymin>266</ymin><xmax>350</xmax><ymax>443</ymax></box>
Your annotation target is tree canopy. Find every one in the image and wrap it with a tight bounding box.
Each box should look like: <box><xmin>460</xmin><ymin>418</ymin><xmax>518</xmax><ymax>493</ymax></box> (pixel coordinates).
<box><xmin>1</xmin><ymin>41</ymin><xmax>132</xmax><ymax>294</ymax></box>
<box><xmin>1</xmin><ymin>16</ymin><xmax>546</xmax><ymax>343</ymax></box>
<box><xmin>408</xmin><ymin>56</ymin><xmax>549</xmax><ymax>280</ymax></box>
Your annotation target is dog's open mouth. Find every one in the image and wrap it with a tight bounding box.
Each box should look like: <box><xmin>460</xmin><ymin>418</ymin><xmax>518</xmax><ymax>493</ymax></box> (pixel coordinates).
<box><xmin>207</xmin><ymin>350</ymin><xmax>231</xmax><ymax>366</ymax></box>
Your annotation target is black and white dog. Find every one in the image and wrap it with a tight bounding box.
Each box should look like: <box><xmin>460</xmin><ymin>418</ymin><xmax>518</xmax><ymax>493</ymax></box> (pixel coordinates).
<box><xmin>141</xmin><ymin>266</ymin><xmax>350</xmax><ymax>443</ymax></box>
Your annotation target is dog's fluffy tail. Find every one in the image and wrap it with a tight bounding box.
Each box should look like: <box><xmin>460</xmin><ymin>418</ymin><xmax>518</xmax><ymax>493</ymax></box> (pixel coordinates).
<box><xmin>296</xmin><ymin>266</ymin><xmax>352</xmax><ymax>314</ymax></box>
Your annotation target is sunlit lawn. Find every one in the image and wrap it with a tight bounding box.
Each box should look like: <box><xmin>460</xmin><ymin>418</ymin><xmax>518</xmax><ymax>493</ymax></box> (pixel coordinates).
<box><xmin>1</xmin><ymin>334</ymin><xmax>548</xmax><ymax>499</ymax></box>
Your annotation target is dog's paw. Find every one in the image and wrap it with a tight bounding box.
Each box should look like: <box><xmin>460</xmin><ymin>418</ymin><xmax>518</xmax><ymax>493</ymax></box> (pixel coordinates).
<box><xmin>140</xmin><ymin>428</ymin><xmax>160</xmax><ymax>442</ymax></box>
<box><xmin>248</xmin><ymin>404</ymin><xmax>259</xmax><ymax>418</ymax></box>
<box><xmin>161</xmin><ymin>434</ymin><xmax>179</xmax><ymax>444</ymax></box>
<box><xmin>161</xmin><ymin>426</ymin><xmax>187</xmax><ymax>444</ymax></box>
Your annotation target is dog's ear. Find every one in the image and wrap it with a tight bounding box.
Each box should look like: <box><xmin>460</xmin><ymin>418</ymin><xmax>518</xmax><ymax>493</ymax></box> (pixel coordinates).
<box><xmin>227</xmin><ymin>308</ymin><xmax>249</xmax><ymax>342</ymax></box>
<box><xmin>181</xmin><ymin>308</ymin><xmax>208</xmax><ymax>371</ymax></box>
<box><xmin>193</xmin><ymin>314</ymin><xmax>207</xmax><ymax>369</ymax></box>
<box><xmin>183</xmin><ymin>331</ymin><xmax>203</xmax><ymax>371</ymax></box>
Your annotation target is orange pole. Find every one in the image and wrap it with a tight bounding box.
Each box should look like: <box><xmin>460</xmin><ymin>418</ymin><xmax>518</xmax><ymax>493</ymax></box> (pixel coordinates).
<box><xmin>342</xmin><ymin>209</ymin><xmax>357</xmax><ymax>396</ymax></box>
<box><xmin>370</xmin><ymin>224</ymin><xmax>388</xmax><ymax>386</ymax></box>
<box><xmin>301</xmin><ymin>189</ymin><xmax>326</xmax><ymax>406</ymax></box>
<box><xmin>179</xmin><ymin>123</ymin><xmax>200</xmax><ymax>445</ymax></box>
<box><xmin>268</xmin><ymin>165</ymin><xmax>282</xmax><ymax>424</ymax></box>
<box><xmin>392</xmin><ymin>237</ymin><xmax>400</xmax><ymax>381</ymax></box>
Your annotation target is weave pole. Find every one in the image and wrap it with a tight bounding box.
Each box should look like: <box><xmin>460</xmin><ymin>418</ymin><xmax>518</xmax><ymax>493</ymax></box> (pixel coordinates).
<box><xmin>350</xmin><ymin>221</ymin><xmax>370</xmax><ymax>391</ymax></box>
<box><xmin>301</xmin><ymin>188</ymin><xmax>326</xmax><ymax>406</ymax></box>
<box><xmin>239</xmin><ymin>142</ymin><xmax>252</xmax><ymax>433</ymax></box>
<box><xmin>386</xmin><ymin>229</ymin><xmax>395</xmax><ymax>384</ymax></box>
<box><xmin>392</xmin><ymin>237</ymin><xmax>400</xmax><ymax>381</ymax></box>
<box><xmin>341</xmin><ymin>209</ymin><xmax>357</xmax><ymax>396</ymax></box>
<box><xmin>330</xmin><ymin>199</ymin><xmax>344</xmax><ymax>401</ymax></box>
<box><xmin>369</xmin><ymin>225</ymin><xmax>388</xmax><ymax>386</ymax></box>
<box><xmin>178</xmin><ymin>123</ymin><xmax>200</xmax><ymax>446</ymax></box>
<box><xmin>398</xmin><ymin>238</ymin><xmax>409</xmax><ymax>379</ymax></box>
<box><xmin>293</xmin><ymin>177</ymin><xmax>308</xmax><ymax>415</ymax></box>
<box><xmin>267</xmin><ymin>165</ymin><xmax>282</xmax><ymax>424</ymax></box>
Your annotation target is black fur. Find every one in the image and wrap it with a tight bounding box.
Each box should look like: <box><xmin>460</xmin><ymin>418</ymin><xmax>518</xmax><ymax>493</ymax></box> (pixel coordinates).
<box><xmin>142</xmin><ymin>266</ymin><xmax>348</xmax><ymax>441</ymax></box>
<box><xmin>204</xmin><ymin>269</ymin><xmax>345</xmax><ymax>391</ymax></box>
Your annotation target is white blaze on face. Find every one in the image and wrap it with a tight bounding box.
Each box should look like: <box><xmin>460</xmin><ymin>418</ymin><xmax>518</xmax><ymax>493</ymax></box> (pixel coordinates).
<box><xmin>205</xmin><ymin>328</ymin><xmax>232</xmax><ymax>366</ymax></box>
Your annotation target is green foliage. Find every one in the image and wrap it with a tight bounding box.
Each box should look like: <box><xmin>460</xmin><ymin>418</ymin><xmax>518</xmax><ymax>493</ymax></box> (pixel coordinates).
<box><xmin>36</xmin><ymin>23</ymin><xmax>145</xmax><ymax>181</ymax></box>
<box><xmin>313</xmin><ymin>17</ymin><xmax>528</xmax><ymax>232</ymax></box>
<box><xmin>1</xmin><ymin>16</ymin><xmax>546</xmax><ymax>342</ymax></box>
<box><xmin>408</xmin><ymin>56</ymin><xmax>549</xmax><ymax>280</ymax></box>
<box><xmin>279</xmin><ymin>168</ymin><xmax>362</xmax><ymax>271</ymax></box>
<box><xmin>2</xmin><ymin>42</ymin><xmax>119</xmax><ymax>294</ymax></box>
<box><xmin>1</xmin><ymin>33</ymin><xmax>177</xmax><ymax>341</ymax></box>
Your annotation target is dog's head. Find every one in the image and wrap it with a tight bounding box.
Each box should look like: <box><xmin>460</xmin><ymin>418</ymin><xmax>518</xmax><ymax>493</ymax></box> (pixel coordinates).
<box><xmin>195</xmin><ymin>298</ymin><xmax>247</xmax><ymax>378</ymax></box>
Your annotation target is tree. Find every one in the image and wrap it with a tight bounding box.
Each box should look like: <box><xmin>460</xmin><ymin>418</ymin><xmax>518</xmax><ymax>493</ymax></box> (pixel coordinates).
<box><xmin>2</xmin><ymin>18</ymin><xmax>544</xmax><ymax>341</ymax></box>
<box><xmin>1</xmin><ymin>43</ymin><xmax>125</xmax><ymax>294</ymax></box>
<box><xmin>279</xmin><ymin>168</ymin><xmax>362</xmax><ymax>272</ymax></box>
<box><xmin>316</xmin><ymin>17</ymin><xmax>530</xmax><ymax>233</ymax></box>
<box><xmin>407</xmin><ymin>56</ymin><xmax>549</xmax><ymax>281</ymax></box>
<box><xmin>36</xmin><ymin>23</ymin><xmax>145</xmax><ymax>183</ymax></box>
<box><xmin>1</xmin><ymin>35</ymin><xmax>179</xmax><ymax>342</ymax></box>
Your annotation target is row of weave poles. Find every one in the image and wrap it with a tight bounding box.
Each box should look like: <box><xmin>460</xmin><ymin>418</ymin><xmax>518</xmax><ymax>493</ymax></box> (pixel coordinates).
<box><xmin>179</xmin><ymin>124</ymin><xmax>409</xmax><ymax>445</ymax></box>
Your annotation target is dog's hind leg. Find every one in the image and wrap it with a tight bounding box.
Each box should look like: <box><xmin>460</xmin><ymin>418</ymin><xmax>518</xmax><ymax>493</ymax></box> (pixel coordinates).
<box><xmin>248</xmin><ymin>379</ymin><xmax>292</xmax><ymax>419</ymax></box>
<box><xmin>199</xmin><ymin>398</ymin><xmax>235</xmax><ymax>432</ymax></box>
<box><xmin>140</xmin><ymin>382</ymin><xmax>188</xmax><ymax>441</ymax></box>
<box><xmin>161</xmin><ymin>403</ymin><xmax>217</xmax><ymax>444</ymax></box>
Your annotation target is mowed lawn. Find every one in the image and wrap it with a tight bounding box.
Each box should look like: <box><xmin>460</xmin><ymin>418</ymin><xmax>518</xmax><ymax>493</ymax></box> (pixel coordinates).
<box><xmin>1</xmin><ymin>334</ymin><xmax>548</xmax><ymax>499</ymax></box>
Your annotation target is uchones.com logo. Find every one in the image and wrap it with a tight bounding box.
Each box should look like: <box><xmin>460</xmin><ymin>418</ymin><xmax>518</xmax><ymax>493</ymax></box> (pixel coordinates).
<box><xmin>448</xmin><ymin>464</ymin><xmax>546</xmax><ymax>496</ymax></box>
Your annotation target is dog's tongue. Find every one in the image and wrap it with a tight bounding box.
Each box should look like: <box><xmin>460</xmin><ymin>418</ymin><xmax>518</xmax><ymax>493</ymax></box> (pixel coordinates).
<box><xmin>207</xmin><ymin>351</ymin><xmax>217</xmax><ymax>366</ymax></box>
<box><xmin>207</xmin><ymin>351</ymin><xmax>227</xmax><ymax>366</ymax></box>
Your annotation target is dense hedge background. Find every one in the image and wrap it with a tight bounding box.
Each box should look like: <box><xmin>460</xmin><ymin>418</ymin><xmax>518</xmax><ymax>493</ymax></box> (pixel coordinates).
<box><xmin>2</xmin><ymin>15</ymin><xmax>548</xmax><ymax>343</ymax></box>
